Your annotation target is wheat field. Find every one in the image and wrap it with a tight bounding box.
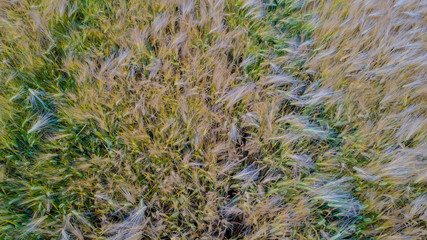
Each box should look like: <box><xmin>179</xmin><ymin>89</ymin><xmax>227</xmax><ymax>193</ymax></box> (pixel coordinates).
<box><xmin>0</xmin><ymin>0</ymin><xmax>426</xmax><ymax>239</ymax></box>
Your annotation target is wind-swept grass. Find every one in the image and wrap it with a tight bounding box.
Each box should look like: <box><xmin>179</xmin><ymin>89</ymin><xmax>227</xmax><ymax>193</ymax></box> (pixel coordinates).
<box><xmin>0</xmin><ymin>0</ymin><xmax>425</xmax><ymax>239</ymax></box>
